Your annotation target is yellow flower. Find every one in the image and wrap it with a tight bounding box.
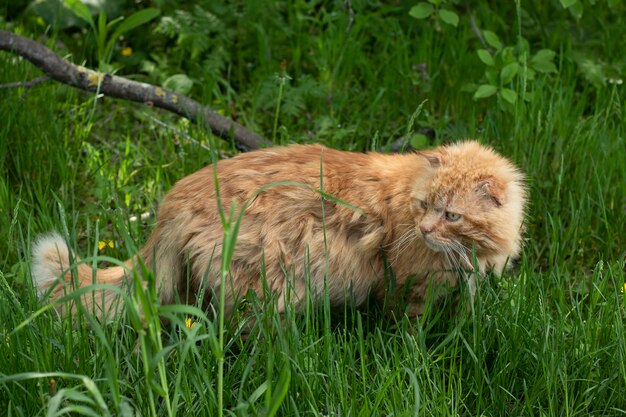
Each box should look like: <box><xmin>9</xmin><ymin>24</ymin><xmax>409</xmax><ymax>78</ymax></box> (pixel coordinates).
<box><xmin>98</xmin><ymin>240</ymin><xmax>114</xmax><ymax>250</ymax></box>
<box><xmin>121</xmin><ymin>47</ymin><xmax>133</xmax><ymax>57</ymax></box>
<box><xmin>185</xmin><ymin>317</ymin><xmax>198</xmax><ymax>329</ymax></box>
<box><xmin>49</xmin><ymin>378</ymin><xmax>57</xmax><ymax>395</ymax></box>
<box><xmin>622</xmin><ymin>283</ymin><xmax>626</xmax><ymax>293</ymax></box>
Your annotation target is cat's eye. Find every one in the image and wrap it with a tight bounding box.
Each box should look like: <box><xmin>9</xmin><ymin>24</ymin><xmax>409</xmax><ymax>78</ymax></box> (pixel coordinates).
<box><xmin>445</xmin><ymin>211</ymin><xmax>462</xmax><ymax>222</ymax></box>
<box><xmin>419</xmin><ymin>200</ymin><xmax>428</xmax><ymax>210</ymax></box>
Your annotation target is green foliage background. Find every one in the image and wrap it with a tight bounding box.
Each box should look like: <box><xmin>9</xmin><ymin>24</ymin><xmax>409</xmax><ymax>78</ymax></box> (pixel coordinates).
<box><xmin>0</xmin><ymin>0</ymin><xmax>625</xmax><ymax>416</ymax></box>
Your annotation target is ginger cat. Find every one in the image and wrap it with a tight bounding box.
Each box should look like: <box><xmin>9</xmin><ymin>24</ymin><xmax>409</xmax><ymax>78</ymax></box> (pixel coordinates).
<box><xmin>32</xmin><ymin>141</ymin><xmax>526</xmax><ymax>319</ymax></box>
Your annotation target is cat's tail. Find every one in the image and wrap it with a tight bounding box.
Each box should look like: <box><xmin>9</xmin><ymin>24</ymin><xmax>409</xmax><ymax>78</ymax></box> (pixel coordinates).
<box><xmin>31</xmin><ymin>232</ymin><xmax>132</xmax><ymax>318</ymax></box>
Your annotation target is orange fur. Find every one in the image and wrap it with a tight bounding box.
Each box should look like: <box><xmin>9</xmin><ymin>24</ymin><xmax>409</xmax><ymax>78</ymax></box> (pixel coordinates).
<box><xmin>32</xmin><ymin>141</ymin><xmax>526</xmax><ymax>318</ymax></box>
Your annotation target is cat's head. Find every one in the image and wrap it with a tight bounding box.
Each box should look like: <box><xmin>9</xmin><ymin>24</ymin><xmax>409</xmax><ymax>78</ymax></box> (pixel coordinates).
<box><xmin>410</xmin><ymin>141</ymin><xmax>527</xmax><ymax>266</ymax></box>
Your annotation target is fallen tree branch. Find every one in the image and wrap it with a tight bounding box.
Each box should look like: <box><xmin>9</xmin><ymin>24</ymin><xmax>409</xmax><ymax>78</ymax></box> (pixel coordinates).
<box><xmin>0</xmin><ymin>31</ymin><xmax>270</xmax><ymax>151</ymax></box>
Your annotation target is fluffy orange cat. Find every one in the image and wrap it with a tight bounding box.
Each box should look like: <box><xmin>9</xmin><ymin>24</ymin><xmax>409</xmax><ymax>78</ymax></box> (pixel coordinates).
<box><xmin>32</xmin><ymin>141</ymin><xmax>526</xmax><ymax>319</ymax></box>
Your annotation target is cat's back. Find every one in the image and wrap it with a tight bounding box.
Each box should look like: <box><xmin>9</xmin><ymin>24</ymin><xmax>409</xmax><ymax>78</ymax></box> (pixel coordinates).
<box><xmin>218</xmin><ymin>144</ymin><xmax>373</xmax><ymax>180</ymax></box>
<box><xmin>165</xmin><ymin>144</ymin><xmax>377</xmax><ymax>203</ymax></box>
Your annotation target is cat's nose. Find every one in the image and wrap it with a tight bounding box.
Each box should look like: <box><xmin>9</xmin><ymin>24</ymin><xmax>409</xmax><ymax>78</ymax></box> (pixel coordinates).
<box><xmin>419</xmin><ymin>225</ymin><xmax>434</xmax><ymax>235</ymax></box>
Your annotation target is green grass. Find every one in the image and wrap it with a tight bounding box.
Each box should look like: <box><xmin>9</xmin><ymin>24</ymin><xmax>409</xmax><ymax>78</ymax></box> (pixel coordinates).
<box><xmin>1</xmin><ymin>1</ymin><xmax>626</xmax><ymax>416</ymax></box>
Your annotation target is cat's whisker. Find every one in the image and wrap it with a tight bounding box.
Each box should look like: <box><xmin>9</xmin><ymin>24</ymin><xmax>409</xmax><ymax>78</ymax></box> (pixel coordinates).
<box><xmin>389</xmin><ymin>230</ymin><xmax>419</xmax><ymax>267</ymax></box>
<box><xmin>390</xmin><ymin>229</ymin><xmax>417</xmax><ymax>254</ymax></box>
<box><xmin>449</xmin><ymin>241</ymin><xmax>472</xmax><ymax>270</ymax></box>
<box><xmin>447</xmin><ymin>242</ymin><xmax>463</xmax><ymax>265</ymax></box>
<box><xmin>445</xmin><ymin>246</ymin><xmax>462</xmax><ymax>272</ymax></box>
<box><xmin>436</xmin><ymin>240</ymin><xmax>463</xmax><ymax>273</ymax></box>
<box><xmin>457</xmin><ymin>243</ymin><xmax>473</xmax><ymax>269</ymax></box>
<box><xmin>382</xmin><ymin>227</ymin><xmax>415</xmax><ymax>248</ymax></box>
<box><xmin>442</xmin><ymin>246</ymin><xmax>456</xmax><ymax>271</ymax></box>
<box><xmin>395</xmin><ymin>230</ymin><xmax>419</xmax><ymax>258</ymax></box>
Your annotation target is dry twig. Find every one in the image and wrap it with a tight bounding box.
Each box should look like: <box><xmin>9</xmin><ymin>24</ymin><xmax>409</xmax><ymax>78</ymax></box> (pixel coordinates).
<box><xmin>0</xmin><ymin>75</ymin><xmax>49</xmax><ymax>89</ymax></box>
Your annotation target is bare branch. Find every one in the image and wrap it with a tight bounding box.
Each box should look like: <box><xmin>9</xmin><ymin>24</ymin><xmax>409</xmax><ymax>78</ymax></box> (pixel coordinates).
<box><xmin>0</xmin><ymin>31</ymin><xmax>271</xmax><ymax>151</ymax></box>
<box><xmin>465</xmin><ymin>2</ymin><xmax>493</xmax><ymax>53</ymax></box>
<box><xmin>0</xmin><ymin>75</ymin><xmax>49</xmax><ymax>89</ymax></box>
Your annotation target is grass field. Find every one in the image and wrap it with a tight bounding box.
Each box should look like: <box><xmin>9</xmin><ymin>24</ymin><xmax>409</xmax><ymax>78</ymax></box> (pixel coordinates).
<box><xmin>1</xmin><ymin>1</ymin><xmax>625</xmax><ymax>416</ymax></box>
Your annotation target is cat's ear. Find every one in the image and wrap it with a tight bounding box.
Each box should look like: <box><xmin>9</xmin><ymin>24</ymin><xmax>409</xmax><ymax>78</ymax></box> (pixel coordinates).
<box><xmin>475</xmin><ymin>176</ymin><xmax>505</xmax><ymax>207</ymax></box>
<box><xmin>418</xmin><ymin>150</ymin><xmax>443</xmax><ymax>167</ymax></box>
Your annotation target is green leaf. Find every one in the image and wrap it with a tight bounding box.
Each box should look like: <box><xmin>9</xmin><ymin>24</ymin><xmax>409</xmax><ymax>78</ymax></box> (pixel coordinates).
<box><xmin>248</xmin><ymin>381</ymin><xmax>269</xmax><ymax>406</ymax></box>
<box><xmin>410</xmin><ymin>134</ymin><xmax>428</xmax><ymax>149</ymax></box>
<box><xmin>109</xmin><ymin>8</ymin><xmax>160</xmax><ymax>40</ymax></box>
<box><xmin>409</xmin><ymin>3</ymin><xmax>434</xmax><ymax>19</ymax></box>
<box><xmin>501</xmin><ymin>46</ymin><xmax>516</xmax><ymax>63</ymax></box>
<box><xmin>500</xmin><ymin>88</ymin><xmax>517</xmax><ymax>104</ymax></box>
<box><xmin>163</xmin><ymin>74</ymin><xmax>194</xmax><ymax>95</ymax></box>
<box><xmin>532</xmin><ymin>49</ymin><xmax>556</xmax><ymax>63</ymax></box>
<box><xmin>500</xmin><ymin>62</ymin><xmax>520</xmax><ymax>83</ymax></box>
<box><xmin>477</xmin><ymin>49</ymin><xmax>495</xmax><ymax>66</ymax></box>
<box><xmin>64</xmin><ymin>0</ymin><xmax>94</xmax><ymax>28</ymax></box>
<box><xmin>559</xmin><ymin>0</ymin><xmax>578</xmax><ymax>7</ymax></box>
<box><xmin>29</xmin><ymin>3</ymin><xmax>72</xmax><ymax>28</ymax></box>
<box><xmin>577</xmin><ymin>58</ymin><xmax>606</xmax><ymax>88</ymax></box>
<box><xmin>473</xmin><ymin>84</ymin><xmax>498</xmax><ymax>99</ymax></box>
<box><xmin>266</xmin><ymin>363</ymin><xmax>291</xmax><ymax>417</ymax></box>
<box><xmin>106</xmin><ymin>15</ymin><xmax>124</xmax><ymax>31</ymax></box>
<box><xmin>438</xmin><ymin>9</ymin><xmax>459</xmax><ymax>27</ymax></box>
<box><xmin>460</xmin><ymin>83</ymin><xmax>478</xmax><ymax>93</ymax></box>
<box><xmin>81</xmin><ymin>376</ymin><xmax>108</xmax><ymax>412</ymax></box>
<box><xmin>485</xmin><ymin>69</ymin><xmax>498</xmax><ymax>86</ymax></box>
<box><xmin>105</xmin><ymin>8</ymin><xmax>160</xmax><ymax>60</ymax></box>
<box><xmin>531</xmin><ymin>49</ymin><xmax>558</xmax><ymax>73</ymax></box>
<box><xmin>568</xmin><ymin>2</ymin><xmax>583</xmax><ymax>18</ymax></box>
<box><xmin>482</xmin><ymin>30</ymin><xmax>502</xmax><ymax>50</ymax></box>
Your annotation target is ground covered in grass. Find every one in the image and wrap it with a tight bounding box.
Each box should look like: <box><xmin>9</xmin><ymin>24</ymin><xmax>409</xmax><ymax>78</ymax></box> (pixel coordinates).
<box><xmin>1</xmin><ymin>1</ymin><xmax>625</xmax><ymax>416</ymax></box>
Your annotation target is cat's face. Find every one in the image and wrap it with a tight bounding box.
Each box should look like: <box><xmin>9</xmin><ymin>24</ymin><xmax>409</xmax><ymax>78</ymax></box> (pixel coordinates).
<box><xmin>412</xmin><ymin>177</ymin><xmax>503</xmax><ymax>254</ymax></box>
<box><xmin>410</xmin><ymin>141</ymin><xmax>526</xmax><ymax>264</ymax></box>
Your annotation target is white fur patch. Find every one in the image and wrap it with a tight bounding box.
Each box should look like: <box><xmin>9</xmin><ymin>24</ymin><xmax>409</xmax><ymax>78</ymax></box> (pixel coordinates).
<box><xmin>31</xmin><ymin>232</ymin><xmax>70</xmax><ymax>297</ymax></box>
